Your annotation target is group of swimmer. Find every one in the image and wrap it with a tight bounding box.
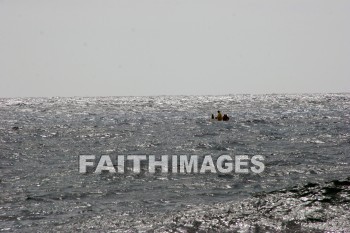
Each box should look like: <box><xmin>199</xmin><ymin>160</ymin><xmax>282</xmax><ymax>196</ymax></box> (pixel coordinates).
<box><xmin>211</xmin><ymin>111</ymin><xmax>229</xmax><ymax>121</ymax></box>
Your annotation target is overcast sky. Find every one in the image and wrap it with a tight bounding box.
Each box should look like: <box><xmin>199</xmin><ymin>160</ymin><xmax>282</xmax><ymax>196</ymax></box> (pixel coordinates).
<box><xmin>1</xmin><ymin>0</ymin><xmax>349</xmax><ymax>97</ymax></box>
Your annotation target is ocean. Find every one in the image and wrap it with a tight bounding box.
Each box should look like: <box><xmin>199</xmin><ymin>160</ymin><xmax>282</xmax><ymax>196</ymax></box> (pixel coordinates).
<box><xmin>0</xmin><ymin>94</ymin><xmax>349</xmax><ymax>232</ymax></box>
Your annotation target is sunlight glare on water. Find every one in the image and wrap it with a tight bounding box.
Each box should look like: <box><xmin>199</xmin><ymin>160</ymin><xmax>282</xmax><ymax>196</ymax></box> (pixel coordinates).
<box><xmin>0</xmin><ymin>94</ymin><xmax>349</xmax><ymax>231</ymax></box>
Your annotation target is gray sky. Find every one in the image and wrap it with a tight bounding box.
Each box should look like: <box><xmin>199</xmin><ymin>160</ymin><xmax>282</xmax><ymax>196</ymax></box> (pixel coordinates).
<box><xmin>1</xmin><ymin>0</ymin><xmax>349</xmax><ymax>97</ymax></box>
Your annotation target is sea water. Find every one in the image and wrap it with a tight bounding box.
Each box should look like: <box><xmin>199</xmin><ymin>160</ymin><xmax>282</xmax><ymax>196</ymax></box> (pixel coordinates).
<box><xmin>0</xmin><ymin>94</ymin><xmax>349</xmax><ymax>232</ymax></box>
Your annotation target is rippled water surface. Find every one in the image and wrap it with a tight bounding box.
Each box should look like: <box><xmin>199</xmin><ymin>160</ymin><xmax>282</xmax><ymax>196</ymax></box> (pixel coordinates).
<box><xmin>0</xmin><ymin>94</ymin><xmax>349</xmax><ymax>232</ymax></box>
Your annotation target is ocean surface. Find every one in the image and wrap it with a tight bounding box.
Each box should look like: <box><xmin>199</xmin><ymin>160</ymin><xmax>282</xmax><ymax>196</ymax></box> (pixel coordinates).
<box><xmin>0</xmin><ymin>94</ymin><xmax>349</xmax><ymax>232</ymax></box>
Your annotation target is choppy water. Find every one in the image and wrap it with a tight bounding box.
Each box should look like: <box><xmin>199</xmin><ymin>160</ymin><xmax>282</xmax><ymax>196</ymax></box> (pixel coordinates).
<box><xmin>0</xmin><ymin>94</ymin><xmax>349</xmax><ymax>232</ymax></box>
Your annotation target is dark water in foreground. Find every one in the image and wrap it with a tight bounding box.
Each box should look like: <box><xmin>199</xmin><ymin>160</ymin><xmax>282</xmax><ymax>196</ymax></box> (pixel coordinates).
<box><xmin>0</xmin><ymin>94</ymin><xmax>349</xmax><ymax>232</ymax></box>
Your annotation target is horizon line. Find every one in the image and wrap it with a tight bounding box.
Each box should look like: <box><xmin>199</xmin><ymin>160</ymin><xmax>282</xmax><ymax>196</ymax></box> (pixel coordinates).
<box><xmin>0</xmin><ymin>91</ymin><xmax>349</xmax><ymax>99</ymax></box>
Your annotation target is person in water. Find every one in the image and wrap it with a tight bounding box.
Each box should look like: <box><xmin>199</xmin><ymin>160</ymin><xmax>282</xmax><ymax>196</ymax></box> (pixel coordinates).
<box><xmin>211</xmin><ymin>114</ymin><xmax>215</xmax><ymax>119</ymax></box>
<box><xmin>216</xmin><ymin>111</ymin><xmax>223</xmax><ymax>121</ymax></box>
<box><xmin>223</xmin><ymin>114</ymin><xmax>229</xmax><ymax>121</ymax></box>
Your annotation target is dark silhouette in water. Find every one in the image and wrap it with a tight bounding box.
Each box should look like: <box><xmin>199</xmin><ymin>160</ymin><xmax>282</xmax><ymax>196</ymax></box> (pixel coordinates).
<box><xmin>212</xmin><ymin>111</ymin><xmax>229</xmax><ymax>121</ymax></box>
<box><xmin>223</xmin><ymin>114</ymin><xmax>229</xmax><ymax>121</ymax></box>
